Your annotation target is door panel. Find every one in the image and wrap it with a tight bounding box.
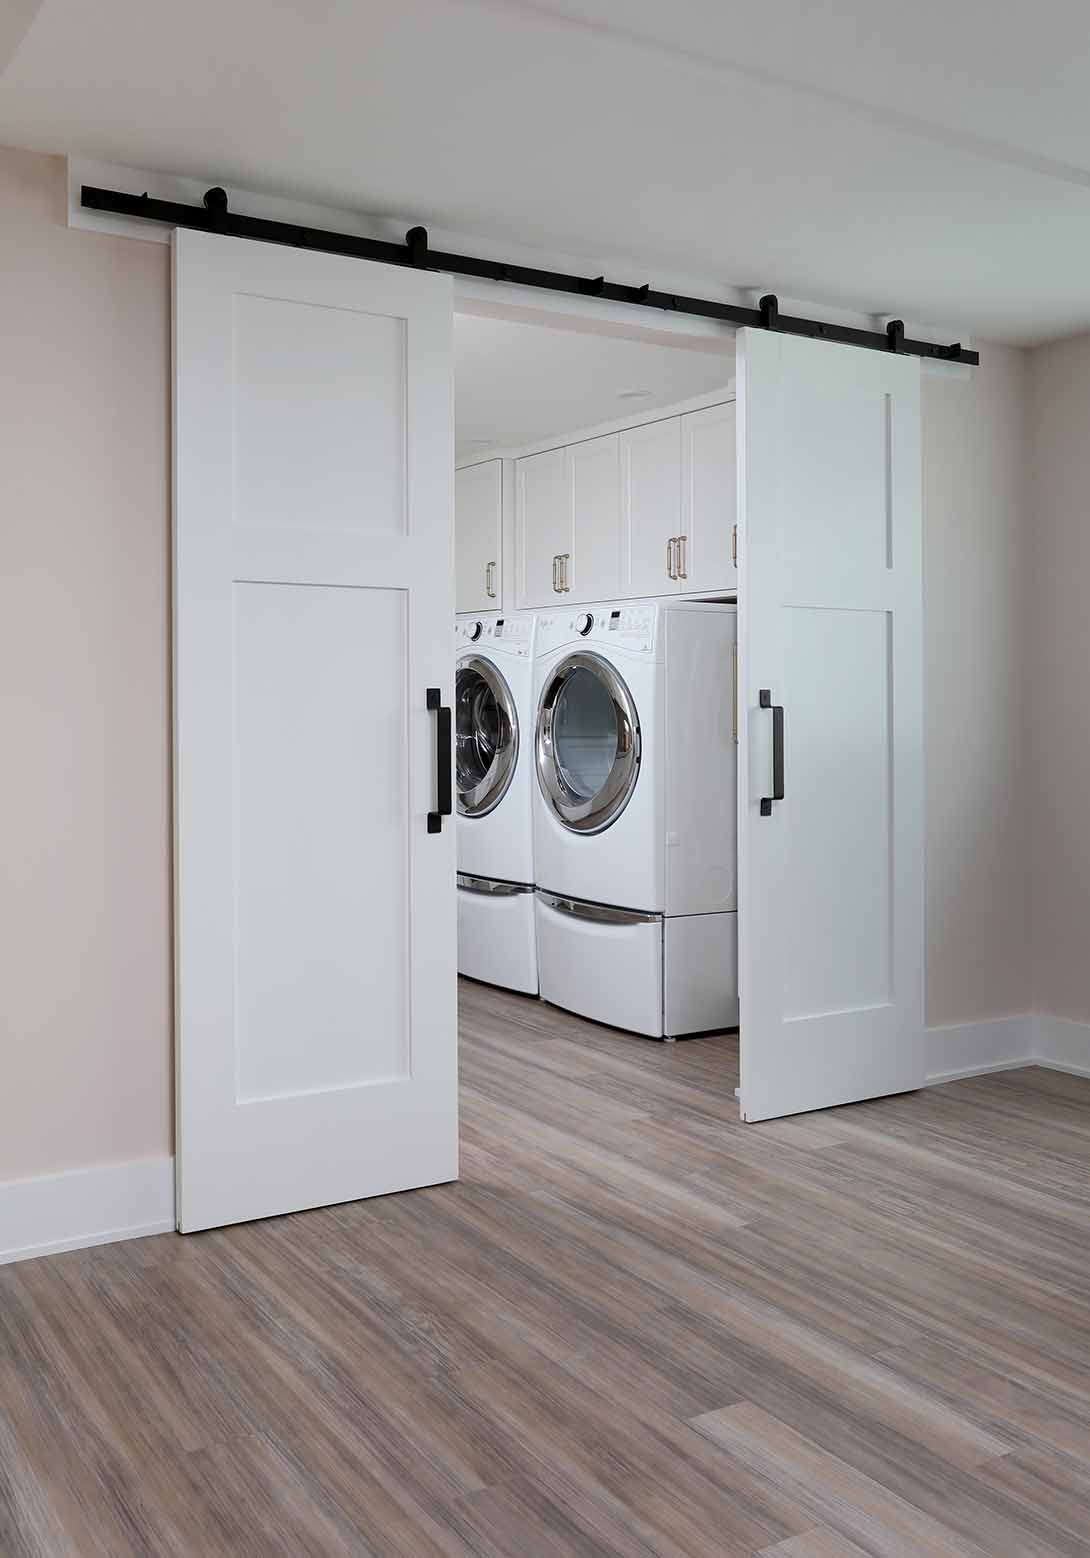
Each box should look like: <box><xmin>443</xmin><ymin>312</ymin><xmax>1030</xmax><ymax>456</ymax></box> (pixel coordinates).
<box><xmin>232</xmin><ymin>295</ymin><xmax>406</xmax><ymax>535</ymax></box>
<box><xmin>621</xmin><ymin>417</ymin><xmax>681</xmax><ymax>598</ymax></box>
<box><xmin>567</xmin><ymin>433</ymin><xmax>622</xmax><ymax>604</ymax></box>
<box><xmin>455</xmin><ymin>459</ymin><xmax>502</xmax><ymax>614</ymax></box>
<box><xmin>681</xmin><ymin>401</ymin><xmax>737</xmax><ymax>593</ymax></box>
<box><xmin>173</xmin><ymin>228</ymin><xmax>457</xmax><ymax>1231</ymax></box>
<box><xmin>516</xmin><ymin>447</ymin><xmax>569</xmax><ymax>609</ymax></box>
<box><xmin>233</xmin><ymin>583</ymin><xmax>408</xmax><ymax>1102</ymax></box>
<box><xmin>737</xmin><ymin>330</ymin><xmax>922</xmax><ymax>1122</ymax></box>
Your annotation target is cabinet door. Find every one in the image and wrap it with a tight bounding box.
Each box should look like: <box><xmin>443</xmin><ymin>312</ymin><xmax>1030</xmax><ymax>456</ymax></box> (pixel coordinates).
<box><xmin>680</xmin><ymin>402</ymin><xmax>738</xmax><ymax>593</ymax></box>
<box><xmin>621</xmin><ymin>417</ymin><xmax>681</xmax><ymax>598</ymax></box>
<box><xmin>455</xmin><ymin>460</ymin><xmax>502</xmax><ymax>614</ymax></box>
<box><xmin>515</xmin><ymin>447</ymin><xmax>570</xmax><ymax>609</ymax></box>
<box><xmin>567</xmin><ymin>433</ymin><xmax>622</xmax><ymax>604</ymax></box>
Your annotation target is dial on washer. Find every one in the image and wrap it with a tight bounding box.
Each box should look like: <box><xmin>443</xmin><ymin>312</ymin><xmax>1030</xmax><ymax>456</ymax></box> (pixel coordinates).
<box><xmin>576</xmin><ymin>613</ymin><xmax>594</xmax><ymax>636</ymax></box>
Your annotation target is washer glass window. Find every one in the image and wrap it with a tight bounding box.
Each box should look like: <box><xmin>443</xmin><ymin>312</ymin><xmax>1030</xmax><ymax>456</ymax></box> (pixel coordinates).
<box><xmin>455</xmin><ymin>657</ymin><xmax>518</xmax><ymax>817</ymax></box>
<box><xmin>536</xmin><ymin>652</ymin><xmax>640</xmax><ymax>833</ymax></box>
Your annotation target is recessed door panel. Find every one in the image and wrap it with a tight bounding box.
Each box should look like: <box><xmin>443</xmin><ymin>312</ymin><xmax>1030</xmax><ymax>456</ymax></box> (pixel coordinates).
<box><xmin>780</xmin><ymin>605</ymin><xmax>892</xmax><ymax>1021</ymax></box>
<box><xmin>232</xmin><ymin>294</ymin><xmax>406</xmax><ymax>535</ymax></box>
<box><xmin>234</xmin><ymin>582</ymin><xmax>409</xmax><ymax>1101</ymax></box>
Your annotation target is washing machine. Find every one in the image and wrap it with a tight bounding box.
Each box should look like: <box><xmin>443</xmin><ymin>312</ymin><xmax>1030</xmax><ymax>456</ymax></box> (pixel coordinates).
<box><xmin>532</xmin><ymin>600</ymin><xmax>737</xmax><ymax>1038</ymax></box>
<box><xmin>455</xmin><ymin>611</ymin><xmax>537</xmax><ymax>994</ymax></box>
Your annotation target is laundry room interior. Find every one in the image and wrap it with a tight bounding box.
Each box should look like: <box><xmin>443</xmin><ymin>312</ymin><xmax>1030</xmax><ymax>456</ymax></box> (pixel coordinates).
<box><xmin>453</xmin><ymin>308</ymin><xmax>743</xmax><ymax>1057</ymax></box>
<box><xmin>12</xmin><ymin>0</ymin><xmax>1090</xmax><ymax>1537</ymax></box>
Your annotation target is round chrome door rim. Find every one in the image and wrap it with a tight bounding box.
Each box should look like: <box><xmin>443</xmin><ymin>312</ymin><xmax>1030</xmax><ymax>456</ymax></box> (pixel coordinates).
<box><xmin>535</xmin><ymin>651</ymin><xmax>641</xmax><ymax>835</ymax></box>
<box><xmin>455</xmin><ymin>655</ymin><xmax>519</xmax><ymax>818</ymax></box>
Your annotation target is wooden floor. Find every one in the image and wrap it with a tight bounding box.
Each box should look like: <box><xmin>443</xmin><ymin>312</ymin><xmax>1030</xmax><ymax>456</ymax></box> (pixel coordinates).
<box><xmin>4</xmin><ymin>984</ymin><xmax>1090</xmax><ymax>1555</ymax></box>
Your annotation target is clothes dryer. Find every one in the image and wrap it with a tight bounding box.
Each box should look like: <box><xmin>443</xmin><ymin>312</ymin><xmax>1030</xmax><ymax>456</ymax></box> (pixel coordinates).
<box><xmin>532</xmin><ymin>600</ymin><xmax>737</xmax><ymax>1036</ymax></box>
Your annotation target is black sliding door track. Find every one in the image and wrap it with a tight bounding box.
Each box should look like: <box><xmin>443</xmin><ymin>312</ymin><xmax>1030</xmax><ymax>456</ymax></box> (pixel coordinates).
<box><xmin>81</xmin><ymin>184</ymin><xmax>979</xmax><ymax>367</ymax></box>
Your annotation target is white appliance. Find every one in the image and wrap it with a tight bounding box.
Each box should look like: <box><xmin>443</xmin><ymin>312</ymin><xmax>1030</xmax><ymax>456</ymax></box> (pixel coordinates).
<box><xmin>455</xmin><ymin>611</ymin><xmax>538</xmax><ymax>994</ymax></box>
<box><xmin>532</xmin><ymin>600</ymin><xmax>737</xmax><ymax>1038</ymax></box>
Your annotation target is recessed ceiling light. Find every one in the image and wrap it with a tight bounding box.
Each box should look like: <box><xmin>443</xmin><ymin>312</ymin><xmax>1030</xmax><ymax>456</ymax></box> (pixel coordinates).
<box><xmin>618</xmin><ymin>388</ymin><xmax>652</xmax><ymax>400</ymax></box>
<box><xmin>470</xmin><ymin>438</ymin><xmax>493</xmax><ymax>446</ymax></box>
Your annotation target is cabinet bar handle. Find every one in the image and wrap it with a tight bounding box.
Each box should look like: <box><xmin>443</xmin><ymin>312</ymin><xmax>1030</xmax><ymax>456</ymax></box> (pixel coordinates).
<box><xmin>759</xmin><ymin>688</ymin><xmax>785</xmax><ymax>816</ymax></box>
<box><xmin>559</xmin><ymin>553</ymin><xmax>571</xmax><ymax>592</ymax></box>
<box><xmin>731</xmin><ymin>524</ymin><xmax>738</xmax><ymax>567</ymax></box>
<box><xmin>485</xmin><ymin>560</ymin><xmax>497</xmax><ymax>598</ymax></box>
<box><xmin>667</xmin><ymin>537</ymin><xmax>677</xmax><ymax>580</ymax></box>
<box><xmin>427</xmin><ymin>688</ymin><xmax>452</xmax><ymax>833</ymax></box>
<box><xmin>677</xmin><ymin>534</ymin><xmax>688</xmax><ymax>580</ymax></box>
<box><xmin>552</xmin><ymin>554</ymin><xmax>560</xmax><ymax>593</ymax></box>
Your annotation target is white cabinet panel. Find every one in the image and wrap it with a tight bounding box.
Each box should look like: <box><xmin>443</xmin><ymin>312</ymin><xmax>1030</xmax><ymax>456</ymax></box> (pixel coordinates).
<box><xmin>516</xmin><ymin>446</ymin><xmax>570</xmax><ymax>609</ymax></box>
<box><xmin>621</xmin><ymin>417</ymin><xmax>682</xmax><ymax>598</ymax></box>
<box><xmin>567</xmin><ymin>433</ymin><xmax>622</xmax><ymax>604</ymax></box>
<box><xmin>455</xmin><ymin>459</ymin><xmax>502</xmax><ymax>614</ymax></box>
<box><xmin>681</xmin><ymin>401</ymin><xmax>738</xmax><ymax>594</ymax></box>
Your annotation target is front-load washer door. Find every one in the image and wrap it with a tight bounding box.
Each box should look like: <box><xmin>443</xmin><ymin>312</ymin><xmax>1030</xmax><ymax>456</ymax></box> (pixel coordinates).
<box><xmin>456</xmin><ymin>655</ymin><xmax>519</xmax><ymax>817</ymax></box>
<box><xmin>536</xmin><ymin>652</ymin><xmax>641</xmax><ymax>834</ymax></box>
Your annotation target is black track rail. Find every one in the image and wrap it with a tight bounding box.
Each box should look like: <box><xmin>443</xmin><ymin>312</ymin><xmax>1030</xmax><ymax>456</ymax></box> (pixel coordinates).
<box><xmin>81</xmin><ymin>184</ymin><xmax>979</xmax><ymax>367</ymax></box>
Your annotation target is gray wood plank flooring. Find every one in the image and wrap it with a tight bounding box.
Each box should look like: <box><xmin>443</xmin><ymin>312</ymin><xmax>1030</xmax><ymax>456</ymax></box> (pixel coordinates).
<box><xmin>2</xmin><ymin>978</ymin><xmax>1090</xmax><ymax>1555</ymax></box>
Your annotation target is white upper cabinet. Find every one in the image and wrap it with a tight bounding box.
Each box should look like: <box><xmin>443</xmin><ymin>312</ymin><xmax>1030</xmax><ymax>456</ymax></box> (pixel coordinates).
<box><xmin>515</xmin><ymin>446</ymin><xmax>571</xmax><ymax>610</ymax></box>
<box><xmin>455</xmin><ymin>459</ymin><xmax>502</xmax><ymax>614</ymax></box>
<box><xmin>566</xmin><ymin>434</ymin><xmax>622</xmax><ymax>604</ymax></box>
<box><xmin>680</xmin><ymin>401</ymin><xmax>738</xmax><ymax>593</ymax></box>
<box><xmin>510</xmin><ymin>397</ymin><xmax>735</xmax><ymax>611</ymax></box>
<box><xmin>621</xmin><ymin>417</ymin><xmax>682</xmax><ymax>597</ymax></box>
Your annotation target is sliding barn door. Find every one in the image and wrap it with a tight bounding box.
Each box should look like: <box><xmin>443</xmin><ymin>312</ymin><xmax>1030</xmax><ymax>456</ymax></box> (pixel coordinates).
<box><xmin>737</xmin><ymin>329</ymin><xmax>923</xmax><ymax>1122</ymax></box>
<box><xmin>173</xmin><ymin>229</ymin><xmax>457</xmax><ymax>1231</ymax></box>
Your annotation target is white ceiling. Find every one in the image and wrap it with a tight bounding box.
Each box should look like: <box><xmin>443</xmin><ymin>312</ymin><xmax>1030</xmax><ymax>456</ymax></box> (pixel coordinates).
<box><xmin>454</xmin><ymin>313</ymin><xmax>732</xmax><ymax>459</ymax></box>
<box><xmin>3</xmin><ymin>0</ymin><xmax>1090</xmax><ymax>345</ymax></box>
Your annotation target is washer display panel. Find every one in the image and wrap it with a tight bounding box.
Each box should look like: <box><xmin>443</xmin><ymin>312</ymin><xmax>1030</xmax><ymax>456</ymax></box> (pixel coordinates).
<box><xmin>536</xmin><ymin>652</ymin><xmax>640</xmax><ymax>833</ymax></box>
<box><xmin>456</xmin><ymin>656</ymin><xmax>518</xmax><ymax>817</ymax></box>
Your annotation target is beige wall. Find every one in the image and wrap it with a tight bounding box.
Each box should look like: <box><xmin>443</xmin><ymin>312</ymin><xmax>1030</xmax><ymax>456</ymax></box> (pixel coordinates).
<box><xmin>921</xmin><ymin>346</ymin><xmax>1030</xmax><ymax>1027</ymax></box>
<box><xmin>0</xmin><ymin>146</ymin><xmax>172</xmax><ymax>1179</ymax></box>
<box><xmin>1027</xmin><ymin>333</ymin><xmax>1090</xmax><ymax>1023</ymax></box>
<box><xmin>0</xmin><ymin>145</ymin><xmax>1034</xmax><ymax>1186</ymax></box>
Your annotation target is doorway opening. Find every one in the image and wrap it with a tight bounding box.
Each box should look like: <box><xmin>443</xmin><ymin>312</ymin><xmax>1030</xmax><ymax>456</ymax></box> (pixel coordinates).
<box><xmin>451</xmin><ymin>301</ymin><xmax>741</xmax><ymax>1072</ymax></box>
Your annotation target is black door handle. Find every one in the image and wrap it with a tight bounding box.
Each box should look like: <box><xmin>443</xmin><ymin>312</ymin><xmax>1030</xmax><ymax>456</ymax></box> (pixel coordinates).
<box><xmin>427</xmin><ymin>687</ymin><xmax>452</xmax><ymax>833</ymax></box>
<box><xmin>759</xmin><ymin>689</ymin><xmax>784</xmax><ymax>816</ymax></box>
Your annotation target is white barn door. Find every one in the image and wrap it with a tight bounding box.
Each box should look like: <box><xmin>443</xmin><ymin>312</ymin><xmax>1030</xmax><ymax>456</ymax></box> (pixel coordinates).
<box><xmin>173</xmin><ymin>229</ymin><xmax>457</xmax><ymax>1231</ymax></box>
<box><xmin>737</xmin><ymin>329</ymin><xmax>924</xmax><ymax>1122</ymax></box>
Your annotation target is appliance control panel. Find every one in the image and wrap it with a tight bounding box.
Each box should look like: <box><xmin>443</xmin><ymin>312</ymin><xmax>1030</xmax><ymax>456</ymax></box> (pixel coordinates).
<box><xmin>455</xmin><ymin>614</ymin><xmax>534</xmax><ymax>655</ymax></box>
<box><xmin>536</xmin><ymin>604</ymin><xmax>657</xmax><ymax>653</ymax></box>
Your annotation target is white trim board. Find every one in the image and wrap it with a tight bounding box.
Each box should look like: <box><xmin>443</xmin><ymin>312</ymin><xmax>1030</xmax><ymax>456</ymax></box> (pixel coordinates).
<box><xmin>924</xmin><ymin>1015</ymin><xmax>1033</xmax><ymax>1085</ymax></box>
<box><xmin>0</xmin><ymin>1156</ymin><xmax>174</xmax><ymax>1266</ymax></box>
<box><xmin>925</xmin><ymin>1012</ymin><xmax>1090</xmax><ymax>1086</ymax></box>
<box><xmin>1034</xmin><ymin>1014</ymin><xmax>1090</xmax><ymax>1079</ymax></box>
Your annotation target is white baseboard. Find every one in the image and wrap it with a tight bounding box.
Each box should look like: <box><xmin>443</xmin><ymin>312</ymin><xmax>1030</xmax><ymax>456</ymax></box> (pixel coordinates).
<box><xmin>1033</xmin><ymin>1014</ymin><xmax>1090</xmax><ymax>1079</ymax></box>
<box><xmin>925</xmin><ymin>1014</ymin><xmax>1033</xmax><ymax>1085</ymax></box>
<box><xmin>0</xmin><ymin>1156</ymin><xmax>175</xmax><ymax>1266</ymax></box>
